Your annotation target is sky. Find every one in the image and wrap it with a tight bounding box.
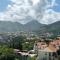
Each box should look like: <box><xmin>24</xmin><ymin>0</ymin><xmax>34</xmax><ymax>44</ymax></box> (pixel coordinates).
<box><xmin>0</xmin><ymin>0</ymin><xmax>60</xmax><ymax>24</ymax></box>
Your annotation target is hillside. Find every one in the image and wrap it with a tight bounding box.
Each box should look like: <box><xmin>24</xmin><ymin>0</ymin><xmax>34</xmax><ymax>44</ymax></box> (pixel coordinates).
<box><xmin>0</xmin><ymin>21</ymin><xmax>23</xmax><ymax>32</ymax></box>
<box><xmin>37</xmin><ymin>21</ymin><xmax>60</xmax><ymax>35</ymax></box>
<box><xmin>24</xmin><ymin>20</ymin><xmax>45</xmax><ymax>32</ymax></box>
<box><xmin>0</xmin><ymin>21</ymin><xmax>45</xmax><ymax>32</ymax></box>
<box><xmin>45</xmin><ymin>21</ymin><xmax>60</xmax><ymax>33</ymax></box>
<box><xmin>0</xmin><ymin>21</ymin><xmax>59</xmax><ymax>34</ymax></box>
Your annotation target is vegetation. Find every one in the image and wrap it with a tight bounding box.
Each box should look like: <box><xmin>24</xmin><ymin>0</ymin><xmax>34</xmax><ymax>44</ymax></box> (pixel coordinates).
<box><xmin>22</xmin><ymin>42</ymin><xmax>34</xmax><ymax>51</ymax></box>
<box><xmin>9</xmin><ymin>36</ymin><xmax>24</xmax><ymax>50</ymax></box>
<box><xmin>7</xmin><ymin>35</ymin><xmax>35</xmax><ymax>51</ymax></box>
<box><xmin>0</xmin><ymin>45</ymin><xmax>15</xmax><ymax>60</ymax></box>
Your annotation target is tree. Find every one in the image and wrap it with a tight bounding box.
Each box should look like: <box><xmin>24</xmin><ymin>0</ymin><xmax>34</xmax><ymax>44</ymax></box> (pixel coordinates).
<box><xmin>9</xmin><ymin>36</ymin><xmax>25</xmax><ymax>50</ymax></box>
<box><xmin>0</xmin><ymin>45</ymin><xmax>15</xmax><ymax>60</ymax></box>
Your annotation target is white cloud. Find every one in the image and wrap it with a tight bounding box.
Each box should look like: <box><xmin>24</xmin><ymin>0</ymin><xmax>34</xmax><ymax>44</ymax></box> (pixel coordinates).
<box><xmin>32</xmin><ymin>0</ymin><xmax>40</xmax><ymax>5</ymax></box>
<box><xmin>0</xmin><ymin>0</ymin><xmax>47</xmax><ymax>23</ymax></box>
<box><xmin>0</xmin><ymin>0</ymin><xmax>60</xmax><ymax>24</ymax></box>
<box><xmin>40</xmin><ymin>9</ymin><xmax>60</xmax><ymax>24</ymax></box>
<box><xmin>51</xmin><ymin>0</ymin><xmax>56</xmax><ymax>7</ymax></box>
<box><xmin>0</xmin><ymin>0</ymin><xmax>32</xmax><ymax>22</ymax></box>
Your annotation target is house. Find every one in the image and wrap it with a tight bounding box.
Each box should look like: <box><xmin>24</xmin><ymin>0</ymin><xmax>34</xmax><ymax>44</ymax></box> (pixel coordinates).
<box><xmin>34</xmin><ymin>40</ymin><xmax>59</xmax><ymax>60</ymax></box>
<box><xmin>36</xmin><ymin>44</ymin><xmax>58</xmax><ymax>60</ymax></box>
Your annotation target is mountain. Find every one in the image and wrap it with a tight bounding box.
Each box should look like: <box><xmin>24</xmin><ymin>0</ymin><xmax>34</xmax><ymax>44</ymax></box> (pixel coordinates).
<box><xmin>0</xmin><ymin>20</ymin><xmax>59</xmax><ymax>33</ymax></box>
<box><xmin>0</xmin><ymin>20</ymin><xmax>45</xmax><ymax>32</ymax></box>
<box><xmin>40</xmin><ymin>21</ymin><xmax>60</xmax><ymax>33</ymax></box>
<box><xmin>45</xmin><ymin>21</ymin><xmax>60</xmax><ymax>33</ymax></box>
<box><xmin>24</xmin><ymin>20</ymin><xmax>45</xmax><ymax>32</ymax></box>
<box><xmin>0</xmin><ymin>21</ymin><xmax>23</xmax><ymax>32</ymax></box>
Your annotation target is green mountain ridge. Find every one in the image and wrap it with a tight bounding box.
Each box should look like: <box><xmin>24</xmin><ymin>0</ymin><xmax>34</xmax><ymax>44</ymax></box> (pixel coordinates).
<box><xmin>45</xmin><ymin>21</ymin><xmax>60</xmax><ymax>33</ymax></box>
<box><xmin>0</xmin><ymin>21</ymin><xmax>59</xmax><ymax>34</ymax></box>
<box><xmin>0</xmin><ymin>21</ymin><xmax>44</xmax><ymax>32</ymax></box>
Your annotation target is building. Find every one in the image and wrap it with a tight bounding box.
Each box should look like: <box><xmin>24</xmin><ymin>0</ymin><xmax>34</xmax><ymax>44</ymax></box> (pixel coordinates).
<box><xmin>34</xmin><ymin>41</ymin><xmax>59</xmax><ymax>60</ymax></box>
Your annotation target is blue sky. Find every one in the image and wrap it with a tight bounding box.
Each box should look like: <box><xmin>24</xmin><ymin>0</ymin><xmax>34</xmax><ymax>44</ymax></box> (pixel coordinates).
<box><xmin>0</xmin><ymin>0</ymin><xmax>11</xmax><ymax>12</ymax></box>
<box><xmin>0</xmin><ymin>0</ymin><xmax>60</xmax><ymax>24</ymax></box>
<box><xmin>52</xmin><ymin>0</ymin><xmax>60</xmax><ymax>12</ymax></box>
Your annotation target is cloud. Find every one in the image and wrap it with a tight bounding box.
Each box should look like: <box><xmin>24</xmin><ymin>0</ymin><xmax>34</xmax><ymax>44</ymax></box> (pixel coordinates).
<box><xmin>32</xmin><ymin>0</ymin><xmax>40</xmax><ymax>5</ymax></box>
<box><xmin>0</xmin><ymin>0</ymin><xmax>32</xmax><ymax>22</ymax></box>
<box><xmin>51</xmin><ymin>0</ymin><xmax>56</xmax><ymax>7</ymax></box>
<box><xmin>38</xmin><ymin>0</ymin><xmax>60</xmax><ymax>24</ymax></box>
<box><xmin>0</xmin><ymin>0</ymin><xmax>60</xmax><ymax>24</ymax></box>
<box><xmin>0</xmin><ymin>0</ymin><xmax>47</xmax><ymax>23</ymax></box>
<box><xmin>40</xmin><ymin>9</ymin><xmax>60</xmax><ymax>24</ymax></box>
